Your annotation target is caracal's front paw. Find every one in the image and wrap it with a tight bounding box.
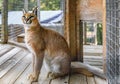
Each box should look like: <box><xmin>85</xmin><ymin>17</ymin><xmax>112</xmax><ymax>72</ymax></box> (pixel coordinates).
<box><xmin>48</xmin><ymin>72</ymin><xmax>59</xmax><ymax>79</ymax></box>
<box><xmin>47</xmin><ymin>72</ymin><xmax>52</xmax><ymax>78</ymax></box>
<box><xmin>28</xmin><ymin>73</ymin><xmax>38</xmax><ymax>83</ymax></box>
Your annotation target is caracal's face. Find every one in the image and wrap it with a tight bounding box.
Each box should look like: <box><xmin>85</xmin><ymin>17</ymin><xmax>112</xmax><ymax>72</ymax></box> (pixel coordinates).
<box><xmin>22</xmin><ymin>12</ymin><xmax>38</xmax><ymax>26</ymax></box>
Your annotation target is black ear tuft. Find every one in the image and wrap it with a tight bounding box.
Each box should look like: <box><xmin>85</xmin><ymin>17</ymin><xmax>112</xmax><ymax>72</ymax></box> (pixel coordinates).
<box><xmin>32</xmin><ymin>6</ymin><xmax>38</xmax><ymax>16</ymax></box>
<box><xmin>23</xmin><ymin>9</ymin><xmax>27</xmax><ymax>14</ymax></box>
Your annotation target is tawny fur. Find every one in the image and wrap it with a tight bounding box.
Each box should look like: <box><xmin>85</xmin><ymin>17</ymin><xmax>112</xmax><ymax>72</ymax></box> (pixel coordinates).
<box><xmin>22</xmin><ymin>7</ymin><xmax>93</xmax><ymax>83</ymax></box>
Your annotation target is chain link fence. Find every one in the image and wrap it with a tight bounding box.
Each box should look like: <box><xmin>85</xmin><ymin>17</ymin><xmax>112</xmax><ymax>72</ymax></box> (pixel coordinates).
<box><xmin>0</xmin><ymin>15</ymin><xmax>1</xmax><ymax>42</ymax></box>
<box><xmin>1</xmin><ymin>0</ymin><xmax>63</xmax><ymax>42</ymax></box>
<box><xmin>106</xmin><ymin>0</ymin><xmax>120</xmax><ymax>84</ymax></box>
<box><xmin>7</xmin><ymin>0</ymin><xmax>37</xmax><ymax>42</ymax></box>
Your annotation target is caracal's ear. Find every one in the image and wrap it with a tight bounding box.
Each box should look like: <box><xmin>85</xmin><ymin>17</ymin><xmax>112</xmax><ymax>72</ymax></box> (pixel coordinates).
<box><xmin>32</xmin><ymin>6</ymin><xmax>38</xmax><ymax>16</ymax></box>
<box><xmin>23</xmin><ymin>9</ymin><xmax>27</xmax><ymax>14</ymax></box>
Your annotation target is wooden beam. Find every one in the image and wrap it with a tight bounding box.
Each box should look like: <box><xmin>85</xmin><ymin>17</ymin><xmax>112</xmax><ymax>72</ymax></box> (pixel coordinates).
<box><xmin>78</xmin><ymin>20</ymin><xmax>83</xmax><ymax>62</ymax></box>
<box><xmin>102</xmin><ymin>0</ymin><xmax>106</xmax><ymax>73</ymax></box>
<box><xmin>76</xmin><ymin>0</ymin><xmax>83</xmax><ymax>62</ymax></box>
<box><xmin>64</xmin><ymin>0</ymin><xmax>83</xmax><ymax>61</ymax></box>
<box><xmin>64</xmin><ymin>0</ymin><xmax>77</xmax><ymax>61</ymax></box>
<box><xmin>1</xmin><ymin>0</ymin><xmax>8</xmax><ymax>43</ymax></box>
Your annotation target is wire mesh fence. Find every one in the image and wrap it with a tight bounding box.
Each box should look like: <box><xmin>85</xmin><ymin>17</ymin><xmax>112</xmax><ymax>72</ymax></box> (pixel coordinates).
<box><xmin>106</xmin><ymin>0</ymin><xmax>120</xmax><ymax>84</ymax></box>
<box><xmin>0</xmin><ymin>25</ymin><xmax>1</xmax><ymax>42</ymax></box>
<box><xmin>6</xmin><ymin>0</ymin><xmax>38</xmax><ymax>42</ymax></box>
<box><xmin>0</xmin><ymin>0</ymin><xmax>102</xmax><ymax>45</ymax></box>
<box><xmin>0</xmin><ymin>0</ymin><xmax>2</xmax><ymax>42</ymax></box>
<box><xmin>1</xmin><ymin>0</ymin><xmax>63</xmax><ymax>42</ymax></box>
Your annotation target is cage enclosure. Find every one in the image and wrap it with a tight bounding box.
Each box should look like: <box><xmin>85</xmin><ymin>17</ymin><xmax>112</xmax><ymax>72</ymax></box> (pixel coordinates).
<box><xmin>106</xmin><ymin>0</ymin><xmax>120</xmax><ymax>84</ymax></box>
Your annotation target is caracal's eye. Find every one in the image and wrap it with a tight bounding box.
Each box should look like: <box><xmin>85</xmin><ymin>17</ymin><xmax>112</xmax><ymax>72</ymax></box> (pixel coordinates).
<box><xmin>29</xmin><ymin>16</ymin><xmax>34</xmax><ymax>19</ymax></box>
<box><xmin>22</xmin><ymin>16</ymin><xmax>26</xmax><ymax>18</ymax></box>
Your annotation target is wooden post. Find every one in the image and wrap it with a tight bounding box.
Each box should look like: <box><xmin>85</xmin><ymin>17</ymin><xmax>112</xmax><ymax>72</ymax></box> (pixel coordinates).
<box><xmin>64</xmin><ymin>0</ymin><xmax>83</xmax><ymax>61</ymax></box>
<box><xmin>64</xmin><ymin>0</ymin><xmax>77</xmax><ymax>61</ymax></box>
<box><xmin>102</xmin><ymin>0</ymin><xmax>106</xmax><ymax>74</ymax></box>
<box><xmin>78</xmin><ymin>20</ymin><xmax>83</xmax><ymax>62</ymax></box>
<box><xmin>1</xmin><ymin>0</ymin><xmax>8</xmax><ymax>43</ymax></box>
<box><xmin>24</xmin><ymin>0</ymin><xmax>28</xmax><ymax>11</ymax></box>
<box><xmin>37</xmin><ymin>0</ymin><xmax>40</xmax><ymax>21</ymax></box>
<box><xmin>76</xmin><ymin>0</ymin><xmax>83</xmax><ymax>62</ymax></box>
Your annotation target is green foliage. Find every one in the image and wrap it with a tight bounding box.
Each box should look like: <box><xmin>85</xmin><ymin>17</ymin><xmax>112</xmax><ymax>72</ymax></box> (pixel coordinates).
<box><xmin>85</xmin><ymin>22</ymin><xmax>103</xmax><ymax>45</ymax></box>
<box><xmin>86</xmin><ymin>23</ymin><xmax>94</xmax><ymax>31</ymax></box>
<box><xmin>97</xmin><ymin>23</ymin><xmax>103</xmax><ymax>45</ymax></box>
<box><xmin>28</xmin><ymin>0</ymin><xmax>37</xmax><ymax>10</ymax></box>
<box><xmin>8</xmin><ymin>0</ymin><xmax>25</xmax><ymax>11</ymax></box>
<box><xmin>5</xmin><ymin>0</ymin><xmax>60</xmax><ymax>11</ymax></box>
<box><xmin>0</xmin><ymin>0</ymin><xmax>2</xmax><ymax>7</ymax></box>
<box><xmin>40</xmin><ymin>0</ymin><xmax>61</xmax><ymax>10</ymax></box>
<box><xmin>0</xmin><ymin>0</ymin><xmax>2</xmax><ymax>12</ymax></box>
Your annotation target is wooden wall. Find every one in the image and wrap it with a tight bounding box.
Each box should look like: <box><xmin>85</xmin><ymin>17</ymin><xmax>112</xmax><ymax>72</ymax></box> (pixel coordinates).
<box><xmin>79</xmin><ymin>0</ymin><xmax>103</xmax><ymax>22</ymax></box>
<box><xmin>64</xmin><ymin>0</ymin><xmax>103</xmax><ymax>61</ymax></box>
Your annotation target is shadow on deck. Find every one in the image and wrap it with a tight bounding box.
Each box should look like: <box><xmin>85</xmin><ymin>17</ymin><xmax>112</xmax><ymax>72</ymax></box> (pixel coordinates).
<box><xmin>0</xmin><ymin>44</ymin><xmax>107</xmax><ymax>84</ymax></box>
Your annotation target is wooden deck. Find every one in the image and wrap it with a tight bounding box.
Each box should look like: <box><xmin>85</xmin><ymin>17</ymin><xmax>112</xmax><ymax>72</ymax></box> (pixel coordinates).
<box><xmin>0</xmin><ymin>44</ymin><xmax>107</xmax><ymax>84</ymax></box>
<box><xmin>84</xmin><ymin>45</ymin><xmax>103</xmax><ymax>69</ymax></box>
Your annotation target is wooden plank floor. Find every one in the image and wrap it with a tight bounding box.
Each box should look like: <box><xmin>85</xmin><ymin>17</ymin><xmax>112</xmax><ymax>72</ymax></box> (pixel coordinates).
<box><xmin>0</xmin><ymin>44</ymin><xmax>107</xmax><ymax>84</ymax></box>
<box><xmin>84</xmin><ymin>45</ymin><xmax>103</xmax><ymax>56</ymax></box>
<box><xmin>84</xmin><ymin>45</ymin><xmax>103</xmax><ymax>69</ymax></box>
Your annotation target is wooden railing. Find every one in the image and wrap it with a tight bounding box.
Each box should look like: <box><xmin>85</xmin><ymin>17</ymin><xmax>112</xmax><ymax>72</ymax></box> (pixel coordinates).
<box><xmin>8</xmin><ymin>24</ymin><xmax>24</xmax><ymax>41</ymax></box>
<box><xmin>8</xmin><ymin>24</ymin><xmax>63</xmax><ymax>43</ymax></box>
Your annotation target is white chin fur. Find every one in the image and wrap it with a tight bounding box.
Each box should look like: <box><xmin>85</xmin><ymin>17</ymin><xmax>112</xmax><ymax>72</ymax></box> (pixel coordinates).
<box><xmin>24</xmin><ymin>24</ymin><xmax>33</xmax><ymax>30</ymax></box>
